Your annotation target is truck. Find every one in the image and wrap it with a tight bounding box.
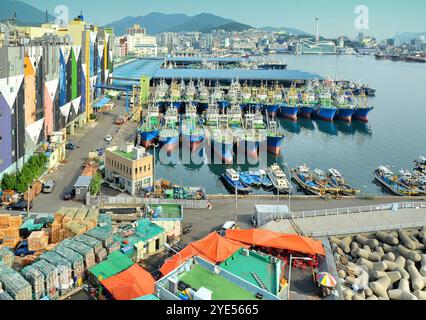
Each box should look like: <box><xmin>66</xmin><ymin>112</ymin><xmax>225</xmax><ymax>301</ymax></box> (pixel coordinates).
<box><xmin>19</xmin><ymin>216</ymin><xmax>53</xmax><ymax>238</ymax></box>
<box><xmin>14</xmin><ymin>240</ymin><xmax>35</xmax><ymax>257</ymax></box>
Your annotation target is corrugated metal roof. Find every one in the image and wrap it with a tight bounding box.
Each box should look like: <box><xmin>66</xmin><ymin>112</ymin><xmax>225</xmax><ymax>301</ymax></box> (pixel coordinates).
<box><xmin>74</xmin><ymin>176</ymin><xmax>92</xmax><ymax>188</ymax></box>
<box><xmin>167</xmin><ymin>57</ymin><xmax>248</xmax><ymax>63</ymax></box>
<box><xmin>113</xmin><ymin>58</ymin><xmax>164</xmax><ymax>80</ymax></box>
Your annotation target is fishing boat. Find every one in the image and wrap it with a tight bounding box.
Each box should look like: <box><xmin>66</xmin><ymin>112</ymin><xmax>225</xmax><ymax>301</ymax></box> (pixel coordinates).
<box><xmin>227</xmin><ymin>103</ymin><xmax>243</xmax><ymax>128</ymax></box>
<box><xmin>266</xmin><ymin>114</ymin><xmax>285</xmax><ymax>155</ymax></box>
<box><xmin>398</xmin><ymin>169</ymin><xmax>426</xmax><ymax>195</ymax></box>
<box><xmin>291</xmin><ymin>165</ymin><xmax>324</xmax><ymax>196</ymax></box>
<box><xmin>221</xmin><ymin>169</ymin><xmax>252</xmax><ymax>194</ymax></box>
<box><xmin>240</xmin><ymin>82</ymin><xmax>253</xmax><ymax>111</ymax></box>
<box><xmin>213</xmin><ymin>81</ymin><xmax>230</xmax><ymax>111</ymax></box>
<box><xmin>184</xmin><ymin>79</ymin><xmax>198</xmax><ymax>108</ymax></box>
<box><xmin>264</xmin><ymin>83</ymin><xmax>282</xmax><ymax>117</ymax></box>
<box><xmin>280</xmin><ymin>86</ymin><xmax>300</xmax><ymax>120</ymax></box>
<box><xmin>373</xmin><ymin>166</ymin><xmax>421</xmax><ymax>196</ymax></box>
<box><xmin>257</xmin><ymin>169</ymin><xmax>274</xmax><ymax>189</ymax></box>
<box><xmin>169</xmin><ymin>80</ymin><xmax>184</xmax><ymax>113</ymax></box>
<box><xmin>327</xmin><ymin>168</ymin><xmax>359</xmax><ymax>196</ymax></box>
<box><xmin>138</xmin><ymin>104</ymin><xmax>161</xmax><ymax>149</ymax></box>
<box><xmin>334</xmin><ymin>89</ymin><xmax>357</xmax><ymax>122</ymax></box>
<box><xmin>267</xmin><ymin>164</ymin><xmax>291</xmax><ymax>194</ymax></box>
<box><xmin>352</xmin><ymin>90</ymin><xmax>374</xmax><ymax>122</ymax></box>
<box><xmin>312</xmin><ymin>89</ymin><xmax>338</xmax><ymax>121</ymax></box>
<box><xmin>228</xmin><ymin>80</ymin><xmax>241</xmax><ymax>103</ymax></box>
<box><xmin>239</xmin><ymin>171</ymin><xmax>259</xmax><ymax>188</ymax></box>
<box><xmin>247</xmin><ymin>171</ymin><xmax>264</xmax><ymax>188</ymax></box>
<box><xmin>299</xmin><ymin>88</ymin><xmax>318</xmax><ymax>118</ymax></box>
<box><xmin>159</xmin><ymin>107</ymin><xmax>180</xmax><ymax>152</ymax></box>
<box><xmin>181</xmin><ymin>104</ymin><xmax>205</xmax><ymax>151</ymax></box>
<box><xmin>414</xmin><ymin>156</ymin><xmax>426</xmax><ymax>174</ymax></box>
<box><xmin>257</xmin><ymin>83</ymin><xmax>269</xmax><ymax>108</ymax></box>
<box><xmin>154</xmin><ymin>80</ymin><xmax>169</xmax><ymax>112</ymax></box>
<box><xmin>197</xmin><ymin>80</ymin><xmax>210</xmax><ymax>113</ymax></box>
<box><xmin>211</xmin><ymin>127</ymin><xmax>234</xmax><ymax>164</ymax></box>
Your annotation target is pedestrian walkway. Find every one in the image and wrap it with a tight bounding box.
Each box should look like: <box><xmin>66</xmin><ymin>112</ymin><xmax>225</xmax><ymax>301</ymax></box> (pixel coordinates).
<box><xmin>263</xmin><ymin>207</ymin><xmax>426</xmax><ymax>237</ymax></box>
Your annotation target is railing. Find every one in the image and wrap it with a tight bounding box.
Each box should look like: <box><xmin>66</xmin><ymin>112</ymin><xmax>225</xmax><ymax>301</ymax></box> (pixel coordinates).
<box><xmin>292</xmin><ymin>201</ymin><xmax>426</xmax><ymax>219</ymax></box>
<box><xmin>87</xmin><ymin>195</ymin><xmax>209</xmax><ymax>209</ymax></box>
<box><xmin>309</xmin><ymin>221</ymin><xmax>426</xmax><ymax>238</ymax></box>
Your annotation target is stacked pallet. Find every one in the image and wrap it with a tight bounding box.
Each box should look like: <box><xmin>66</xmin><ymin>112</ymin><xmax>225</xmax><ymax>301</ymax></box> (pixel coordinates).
<box><xmin>20</xmin><ymin>265</ymin><xmax>46</xmax><ymax>300</ymax></box>
<box><xmin>0</xmin><ymin>262</ymin><xmax>32</xmax><ymax>300</ymax></box>
<box><xmin>73</xmin><ymin>234</ymin><xmax>103</xmax><ymax>253</ymax></box>
<box><xmin>27</xmin><ymin>231</ymin><xmax>49</xmax><ymax>251</ymax></box>
<box><xmin>95</xmin><ymin>248</ymin><xmax>108</xmax><ymax>263</ymax></box>
<box><xmin>61</xmin><ymin>239</ymin><xmax>96</xmax><ymax>271</ymax></box>
<box><xmin>39</xmin><ymin>251</ymin><xmax>73</xmax><ymax>295</ymax></box>
<box><xmin>106</xmin><ymin>242</ymin><xmax>120</xmax><ymax>255</ymax></box>
<box><xmin>98</xmin><ymin>213</ymin><xmax>112</xmax><ymax>228</ymax></box>
<box><xmin>51</xmin><ymin>208</ymin><xmax>99</xmax><ymax>244</ymax></box>
<box><xmin>0</xmin><ymin>215</ymin><xmax>22</xmax><ymax>248</ymax></box>
<box><xmin>0</xmin><ymin>288</ymin><xmax>13</xmax><ymax>300</ymax></box>
<box><xmin>0</xmin><ymin>248</ymin><xmax>13</xmax><ymax>268</ymax></box>
<box><xmin>31</xmin><ymin>260</ymin><xmax>59</xmax><ymax>300</ymax></box>
<box><xmin>52</xmin><ymin>246</ymin><xmax>85</xmax><ymax>280</ymax></box>
<box><xmin>85</xmin><ymin>227</ymin><xmax>113</xmax><ymax>247</ymax></box>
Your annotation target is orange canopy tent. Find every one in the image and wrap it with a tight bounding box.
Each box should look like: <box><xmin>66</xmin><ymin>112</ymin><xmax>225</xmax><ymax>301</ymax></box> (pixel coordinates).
<box><xmin>101</xmin><ymin>264</ymin><xmax>155</xmax><ymax>300</ymax></box>
<box><xmin>225</xmin><ymin>229</ymin><xmax>325</xmax><ymax>256</ymax></box>
<box><xmin>160</xmin><ymin>232</ymin><xmax>249</xmax><ymax>276</ymax></box>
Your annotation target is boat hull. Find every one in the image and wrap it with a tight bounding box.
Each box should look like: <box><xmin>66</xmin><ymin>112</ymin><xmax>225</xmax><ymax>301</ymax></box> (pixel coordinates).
<box><xmin>171</xmin><ymin>101</ymin><xmax>184</xmax><ymax>114</ymax></box>
<box><xmin>374</xmin><ymin>173</ymin><xmax>418</xmax><ymax>196</ymax></box>
<box><xmin>353</xmin><ymin>107</ymin><xmax>374</xmax><ymax>122</ymax></box>
<box><xmin>221</xmin><ymin>174</ymin><xmax>252</xmax><ymax>195</ymax></box>
<box><xmin>217</xmin><ymin>100</ymin><xmax>231</xmax><ymax>111</ymax></box>
<box><xmin>291</xmin><ymin>171</ymin><xmax>322</xmax><ymax>196</ymax></box>
<box><xmin>267</xmin><ymin>135</ymin><xmax>284</xmax><ymax>155</ymax></box>
<box><xmin>264</xmin><ymin>104</ymin><xmax>280</xmax><ymax>117</ymax></box>
<box><xmin>198</xmin><ymin>102</ymin><xmax>209</xmax><ymax>114</ymax></box>
<box><xmin>280</xmin><ymin>105</ymin><xmax>299</xmax><ymax>120</ymax></box>
<box><xmin>299</xmin><ymin>106</ymin><xmax>314</xmax><ymax>118</ymax></box>
<box><xmin>159</xmin><ymin>135</ymin><xmax>179</xmax><ymax>153</ymax></box>
<box><xmin>244</xmin><ymin>140</ymin><xmax>260</xmax><ymax>159</ymax></box>
<box><xmin>212</xmin><ymin>141</ymin><xmax>234</xmax><ymax>164</ymax></box>
<box><xmin>140</xmin><ymin>130</ymin><xmax>159</xmax><ymax>149</ymax></box>
<box><xmin>335</xmin><ymin>108</ymin><xmax>356</xmax><ymax>122</ymax></box>
<box><xmin>182</xmin><ymin>133</ymin><xmax>205</xmax><ymax>151</ymax></box>
<box><xmin>313</xmin><ymin>107</ymin><xmax>338</xmax><ymax>122</ymax></box>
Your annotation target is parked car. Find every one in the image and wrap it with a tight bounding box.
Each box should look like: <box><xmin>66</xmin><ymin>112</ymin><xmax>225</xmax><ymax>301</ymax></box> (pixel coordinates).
<box><xmin>220</xmin><ymin>221</ymin><xmax>236</xmax><ymax>236</ymax></box>
<box><xmin>115</xmin><ymin>116</ymin><xmax>125</xmax><ymax>125</ymax></box>
<box><xmin>42</xmin><ymin>180</ymin><xmax>55</xmax><ymax>193</ymax></box>
<box><xmin>105</xmin><ymin>135</ymin><xmax>113</xmax><ymax>142</ymax></box>
<box><xmin>63</xmin><ymin>188</ymin><xmax>76</xmax><ymax>201</ymax></box>
<box><xmin>7</xmin><ymin>200</ymin><xmax>33</xmax><ymax>211</ymax></box>
<box><xmin>66</xmin><ymin>142</ymin><xmax>76</xmax><ymax>150</ymax></box>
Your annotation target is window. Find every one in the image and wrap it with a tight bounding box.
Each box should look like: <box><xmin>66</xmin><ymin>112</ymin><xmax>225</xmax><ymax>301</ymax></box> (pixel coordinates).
<box><xmin>148</xmin><ymin>164</ymin><xmax>151</xmax><ymax>171</ymax></box>
<box><xmin>135</xmin><ymin>168</ymin><xmax>138</xmax><ymax>175</ymax></box>
<box><xmin>144</xmin><ymin>165</ymin><xmax>146</xmax><ymax>172</ymax></box>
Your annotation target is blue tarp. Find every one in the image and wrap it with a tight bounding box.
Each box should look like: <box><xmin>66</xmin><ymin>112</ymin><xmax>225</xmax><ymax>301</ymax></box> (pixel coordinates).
<box><xmin>93</xmin><ymin>97</ymin><xmax>112</xmax><ymax>109</ymax></box>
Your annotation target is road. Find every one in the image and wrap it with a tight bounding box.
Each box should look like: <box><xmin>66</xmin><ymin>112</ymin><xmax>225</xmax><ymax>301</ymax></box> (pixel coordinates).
<box><xmin>0</xmin><ymin>100</ymin><xmax>132</xmax><ymax>214</ymax></box>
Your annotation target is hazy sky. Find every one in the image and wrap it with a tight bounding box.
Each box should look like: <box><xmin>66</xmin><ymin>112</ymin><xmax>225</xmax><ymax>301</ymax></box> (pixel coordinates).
<box><xmin>21</xmin><ymin>0</ymin><xmax>426</xmax><ymax>38</ymax></box>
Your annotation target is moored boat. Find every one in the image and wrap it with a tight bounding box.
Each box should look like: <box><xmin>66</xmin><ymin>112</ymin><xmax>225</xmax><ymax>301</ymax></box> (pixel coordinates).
<box><xmin>267</xmin><ymin>164</ymin><xmax>291</xmax><ymax>194</ymax></box>
<box><xmin>138</xmin><ymin>104</ymin><xmax>161</xmax><ymax>149</ymax></box>
<box><xmin>221</xmin><ymin>169</ymin><xmax>252</xmax><ymax>194</ymax></box>
<box><xmin>291</xmin><ymin>165</ymin><xmax>324</xmax><ymax>196</ymax></box>
<box><xmin>266</xmin><ymin>114</ymin><xmax>285</xmax><ymax>155</ymax></box>
<box><xmin>327</xmin><ymin>168</ymin><xmax>359</xmax><ymax>196</ymax></box>
<box><xmin>280</xmin><ymin>87</ymin><xmax>299</xmax><ymax>120</ymax></box>
<box><xmin>312</xmin><ymin>90</ymin><xmax>337</xmax><ymax>121</ymax></box>
<box><xmin>414</xmin><ymin>156</ymin><xmax>426</xmax><ymax>174</ymax></box>
<box><xmin>373</xmin><ymin>166</ymin><xmax>421</xmax><ymax>196</ymax></box>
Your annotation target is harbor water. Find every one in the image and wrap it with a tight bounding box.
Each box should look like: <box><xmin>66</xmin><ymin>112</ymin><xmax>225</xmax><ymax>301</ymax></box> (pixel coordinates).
<box><xmin>155</xmin><ymin>55</ymin><xmax>426</xmax><ymax>195</ymax></box>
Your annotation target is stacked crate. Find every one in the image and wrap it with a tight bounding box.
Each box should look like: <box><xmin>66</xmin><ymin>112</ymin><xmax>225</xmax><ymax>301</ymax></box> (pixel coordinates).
<box><xmin>39</xmin><ymin>251</ymin><xmax>73</xmax><ymax>296</ymax></box>
<box><xmin>0</xmin><ymin>262</ymin><xmax>32</xmax><ymax>300</ymax></box>
<box><xmin>27</xmin><ymin>231</ymin><xmax>49</xmax><ymax>251</ymax></box>
<box><xmin>73</xmin><ymin>234</ymin><xmax>106</xmax><ymax>263</ymax></box>
<box><xmin>20</xmin><ymin>265</ymin><xmax>46</xmax><ymax>300</ymax></box>
<box><xmin>0</xmin><ymin>215</ymin><xmax>22</xmax><ymax>249</ymax></box>
<box><xmin>31</xmin><ymin>260</ymin><xmax>59</xmax><ymax>300</ymax></box>
<box><xmin>106</xmin><ymin>242</ymin><xmax>121</xmax><ymax>255</ymax></box>
<box><xmin>85</xmin><ymin>227</ymin><xmax>113</xmax><ymax>247</ymax></box>
<box><xmin>0</xmin><ymin>248</ymin><xmax>13</xmax><ymax>268</ymax></box>
<box><xmin>61</xmin><ymin>239</ymin><xmax>96</xmax><ymax>271</ymax></box>
<box><xmin>52</xmin><ymin>246</ymin><xmax>85</xmax><ymax>281</ymax></box>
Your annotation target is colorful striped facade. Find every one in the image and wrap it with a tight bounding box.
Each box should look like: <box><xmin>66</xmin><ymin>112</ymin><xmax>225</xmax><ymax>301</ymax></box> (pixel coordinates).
<box><xmin>0</xmin><ymin>30</ymin><xmax>113</xmax><ymax>178</ymax></box>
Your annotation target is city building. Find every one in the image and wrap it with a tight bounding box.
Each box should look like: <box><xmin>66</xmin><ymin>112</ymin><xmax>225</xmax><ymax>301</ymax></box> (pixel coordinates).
<box><xmin>0</xmin><ymin>16</ymin><xmax>114</xmax><ymax>180</ymax></box>
<box><xmin>127</xmin><ymin>24</ymin><xmax>146</xmax><ymax>37</ymax></box>
<box><xmin>295</xmin><ymin>39</ymin><xmax>337</xmax><ymax>54</ymax></box>
<box><xmin>105</xmin><ymin>145</ymin><xmax>154</xmax><ymax>195</ymax></box>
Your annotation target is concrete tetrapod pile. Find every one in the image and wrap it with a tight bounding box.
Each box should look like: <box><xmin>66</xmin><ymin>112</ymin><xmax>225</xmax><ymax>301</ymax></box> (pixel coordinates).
<box><xmin>330</xmin><ymin>227</ymin><xmax>426</xmax><ymax>300</ymax></box>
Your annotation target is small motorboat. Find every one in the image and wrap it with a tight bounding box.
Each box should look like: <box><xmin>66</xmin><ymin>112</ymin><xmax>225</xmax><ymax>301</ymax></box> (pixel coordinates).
<box><xmin>221</xmin><ymin>169</ymin><xmax>252</xmax><ymax>195</ymax></box>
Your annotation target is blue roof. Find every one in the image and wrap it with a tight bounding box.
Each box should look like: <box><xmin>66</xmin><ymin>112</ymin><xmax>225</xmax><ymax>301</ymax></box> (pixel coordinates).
<box><xmin>113</xmin><ymin>58</ymin><xmax>164</xmax><ymax>80</ymax></box>
<box><xmin>167</xmin><ymin>57</ymin><xmax>248</xmax><ymax>63</ymax></box>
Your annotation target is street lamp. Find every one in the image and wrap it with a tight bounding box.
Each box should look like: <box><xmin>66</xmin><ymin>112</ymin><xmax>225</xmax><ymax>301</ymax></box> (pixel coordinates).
<box><xmin>287</xmin><ymin>255</ymin><xmax>313</xmax><ymax>300</ymax></box>
<box><xmin>283</xmin><ymin>162</ymin><xmax>292</xmax><ymax>218</ymax></box>
<box><xmin>231</xmin><ymin>172</ymin><xmax>240</xmax><ymax>224</ymax></box>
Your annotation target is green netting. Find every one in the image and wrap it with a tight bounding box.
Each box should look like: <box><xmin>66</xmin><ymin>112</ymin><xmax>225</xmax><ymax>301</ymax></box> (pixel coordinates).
<box><xmin>89</xmin><ymin>251</ymin><xmax>133</xmax><ymax>281</ymax></box>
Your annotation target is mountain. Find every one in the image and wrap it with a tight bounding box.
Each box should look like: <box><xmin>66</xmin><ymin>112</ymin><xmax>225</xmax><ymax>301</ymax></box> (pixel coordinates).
<box><xmin>200</xmin><ymin>22</ymin><xmax>252</xmax><ymax>33</ymax></box>
<box><xmin>260</xmin><ymin>26</ymin><xmax>311</xmax><ymax>36</ymax></box>
<box><xmin>0</xmin><ymin>0</ymin><xmax>54</xmax><ymax>25</ymax></box>
<box><xmin>106</xmin><ymin>12</ymin><xmax>190</xmax><ymax>36</ymax></box>
<box><xmin>105</xmin><ymin>12</ymin><xmax>246</xmax><ymax>35</ymax></box>
<box><xmin>394</xmin><ymin>32</ymin><xmax>426</xmax><ymax>44</ymax></box>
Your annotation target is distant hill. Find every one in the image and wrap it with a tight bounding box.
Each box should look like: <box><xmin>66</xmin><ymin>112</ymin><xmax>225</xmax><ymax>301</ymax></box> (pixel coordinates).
<box><xmin>106</xmin><ymin>12</ymin><xmax>248</xmax><ymax>35</ymax></box>
<box><xmin>0</xmin><ymin>0</ymin><xmax>54</xmax><ymax>25</ymax></box>
<box><xmin>394</xmin><ymin>32</ymin><xmax>426</xmax><ymax>44</ymax></box>
<box><xmin>200</xmin><ymin>22</ymin><xmax>253</xmax><ymax>33</ymax></box>
<box><xmin>260</xmin><ymin>26</ymin><xmax>311</xmax><ymax>36</ymax></box>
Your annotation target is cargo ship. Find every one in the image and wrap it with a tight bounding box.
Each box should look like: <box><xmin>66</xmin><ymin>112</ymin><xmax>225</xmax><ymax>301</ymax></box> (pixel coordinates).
<box><xmin>374</xmin><ymin>166</ymin><xmax>421</xmax><ymax>196</ymax></box>
<box><xmin>138</xmin><ymin>104</ymin><xmax>161</xmax><ymax>149</ymax></box>
<box><xmin>180</xmin><ymin>104</ymin><xmax>205</xmax><ymax>151</ymax></box>
<box><xmin>312</xmin><ymin>90</ymin><xmax>337</xmax><ymax>121</ymax></box>
<box><xmin>159</xmin><ymin>108</ymin><xmax>180</xmax><ymax>152</ymax></box>
<box><xmin>280</xmin><ymin>87</ymin><xmax>300</xmax><ymax>120</ymax></box>
<box><xmin>266</xmin><ymin>114</ymin><xmax>285</xmax><ymax>155</ymax></box>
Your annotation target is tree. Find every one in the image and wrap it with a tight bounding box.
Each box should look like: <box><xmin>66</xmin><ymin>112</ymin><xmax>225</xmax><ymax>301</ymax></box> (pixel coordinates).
<box><xmin>1</xmin><ymin>173</ymin><xmax>17</xmax><ymax>191</ymax></box>
<box><xmin>89</xmin><ymin>171</ymin><xmax>102</xmax><ymax>196</ymax></box>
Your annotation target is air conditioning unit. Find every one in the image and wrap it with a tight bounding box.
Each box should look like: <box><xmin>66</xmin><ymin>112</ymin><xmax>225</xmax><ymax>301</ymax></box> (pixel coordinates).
<box><xmin>242</xmin><ymin>248</ymin><xmax>250</xmax><ymax>257</ymax></box>
<box><xmin>194</xmin><ymin>287</ymin><xmax>212</xmax><ymax>301</ymax></box>
<box><xmin>168</xmin><ymin>277</ymin><xmax>178</xmax><ymax>295</ymax></box>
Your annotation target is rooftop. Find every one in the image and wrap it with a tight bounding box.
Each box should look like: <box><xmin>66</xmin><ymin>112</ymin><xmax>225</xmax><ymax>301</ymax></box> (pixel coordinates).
<box><xmin>220</xmin><ymin>249</ymin><xmax>280</xmax><ymax>295</ymax></box>
<box><xmin>114</xmin><ymin>150</ymin><xmax>134</xmax><ymax>160</ymax></box>
<box><xmin>114</xmin><ymin>219</ymin><xmax>165</xmax><ymax>247</ymax></box>
<box><xmin>179</xmin><ymin>264</ymin><xmax>257</xmax><ymax>300</ymax></box>
<box><xmin>148</xmin><ymin>204</ymin><xmax>183</xmax><ymax>220</ymax></box>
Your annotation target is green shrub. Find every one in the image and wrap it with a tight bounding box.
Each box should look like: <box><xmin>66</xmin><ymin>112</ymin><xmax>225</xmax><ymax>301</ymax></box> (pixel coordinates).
<box><xmin>89</xmin><ymin>171</ymin><xmax>102</xmax><ymax>195</ymax></box>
